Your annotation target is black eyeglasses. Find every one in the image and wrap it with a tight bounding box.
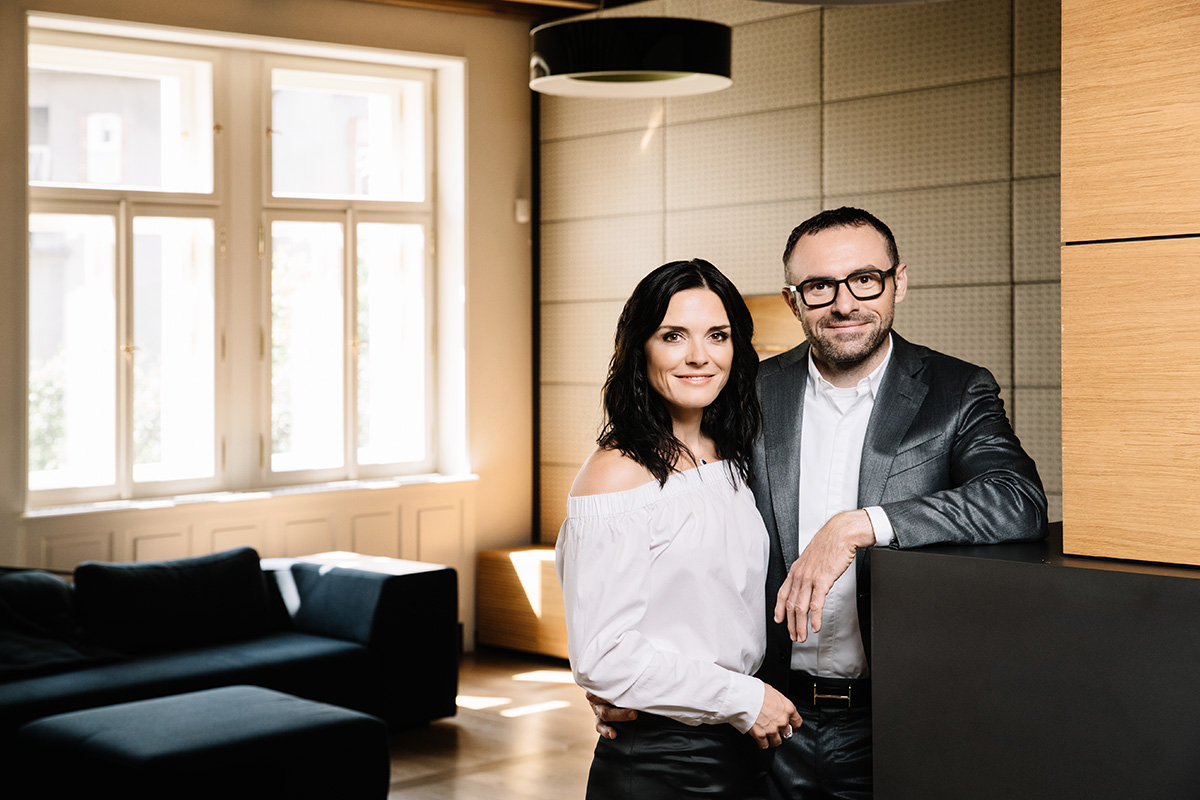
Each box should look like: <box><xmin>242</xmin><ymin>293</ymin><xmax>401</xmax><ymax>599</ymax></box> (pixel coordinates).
<box><xmin>784</xmin><ymin>267</ymin><xmax>896</xmax><ymax>309</ymax></box>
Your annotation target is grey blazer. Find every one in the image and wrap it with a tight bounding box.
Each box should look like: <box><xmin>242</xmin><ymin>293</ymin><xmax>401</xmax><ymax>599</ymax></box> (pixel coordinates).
<box><xmin>749</xmin><ymin>333</ymin><xmax>1047</xmax><ymax>686</ymax></box>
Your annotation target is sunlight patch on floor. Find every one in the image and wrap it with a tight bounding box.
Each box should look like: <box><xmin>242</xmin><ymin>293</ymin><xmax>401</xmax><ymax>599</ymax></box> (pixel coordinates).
<box><xmin>456</xmin><ymin>694</ymin><xmax>512</xmax><ymax>710</ymax></box>
<box><xmin>499</xmin><ymin>700</ymin><xmax>571</xmax><ymax>718</ymax></box>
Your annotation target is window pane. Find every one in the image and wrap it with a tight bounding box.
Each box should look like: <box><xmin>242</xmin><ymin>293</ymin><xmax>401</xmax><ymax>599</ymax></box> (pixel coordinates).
<box><xmin>272</xmin><ymin>221</ymin><xmax>345</xmax><ymax>472</ymax></box>
<box><xmin>28</xmin><ymin>44</ymin><xmax>213</xmax><ymax>193</ymax></box>
<box><xmin>357</xmin><ymin>223</ymin><xmax>426</xmax><ymax>465</ymax></box>
<box><xmin>28</xmin><ymin>214</ymin><xmax>116</xmax><ymax>490</ymax></box>
<box><xmin>271</xmin><ymin>68</ymin><xmax>425</xmax><ymax>202</ymax></box>
<box><xmin>132</xmin><ymin>217</ymin><xmax>216</xmax><ymax>483</ymax></box>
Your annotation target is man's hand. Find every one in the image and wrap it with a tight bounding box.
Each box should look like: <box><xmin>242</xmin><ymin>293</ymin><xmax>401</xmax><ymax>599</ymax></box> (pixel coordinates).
<box><xmin>774</xmin><ymin>509</ymin><xmax>877</xmax><ymax>642</ymax></box>
<box><xmin>750</xmin><ymin>684</ymin><xmax>804</xmax><ymax>750</ymax></box>
<box><xmin>585</xmin><ymin>691</ymin><xmax>637</xmax><ymax>739</ymax></box>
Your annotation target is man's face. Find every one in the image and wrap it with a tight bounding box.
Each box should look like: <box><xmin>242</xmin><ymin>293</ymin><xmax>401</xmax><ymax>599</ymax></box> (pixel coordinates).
<box><xmin>781</xmin><ymin>224</ymin><xmax>907</xmax><ymax>375</ymax></box>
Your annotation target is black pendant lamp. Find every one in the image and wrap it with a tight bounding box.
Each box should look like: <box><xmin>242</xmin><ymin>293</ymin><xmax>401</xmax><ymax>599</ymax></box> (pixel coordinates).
<box><xmin>529</xmin><ymin>17</ymin><xmax>732</xmax><ymax>98</ymax></box>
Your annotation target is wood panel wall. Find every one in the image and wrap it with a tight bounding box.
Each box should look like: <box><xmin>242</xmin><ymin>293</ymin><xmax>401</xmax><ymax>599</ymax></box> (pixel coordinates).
<box><xmin>1061</xmin><ymin>0</ymin><xmax>1200</xmax><ymax>242</ymax></box>
<box><xmin>1061</xmin><ymin>0</ymin><xmax>1200</xmax><ymax>563</ymax></box>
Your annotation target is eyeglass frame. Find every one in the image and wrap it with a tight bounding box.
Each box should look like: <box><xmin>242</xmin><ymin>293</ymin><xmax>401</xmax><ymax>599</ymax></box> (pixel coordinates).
<box><xmin>784</xmin><ymin>267</ymin><xmax>898</xmax><ymax>310</ymax></box>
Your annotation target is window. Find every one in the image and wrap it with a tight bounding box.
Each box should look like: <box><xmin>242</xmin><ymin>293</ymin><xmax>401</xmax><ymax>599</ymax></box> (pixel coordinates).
<box><xmin>27</xmin><ymin>22</ymin><xmax>446</xmax><ymax>507</ymax></box>
<box><xmin>28</xmin><ymin>42</ymin><xmax>213</xmax><ymax>193</ymax></box>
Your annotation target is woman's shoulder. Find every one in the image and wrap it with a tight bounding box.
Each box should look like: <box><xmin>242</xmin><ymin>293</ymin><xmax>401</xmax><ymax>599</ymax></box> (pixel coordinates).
<box><xmin>571</xmin><ymin>448</ymin><xmax>656</xmax><ymax>497</ymax></box>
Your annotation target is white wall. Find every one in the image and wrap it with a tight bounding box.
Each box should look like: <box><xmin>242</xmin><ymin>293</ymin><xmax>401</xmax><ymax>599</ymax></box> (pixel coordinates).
<box><xmin>0</xmin><ymin>0</ymin><xmax>536</xmax><ymax>566</ymax></box>
<box><xmin>538</xmin><ymin>0</ymin><xmax>1063</xmax><ymax>541</ymax></box>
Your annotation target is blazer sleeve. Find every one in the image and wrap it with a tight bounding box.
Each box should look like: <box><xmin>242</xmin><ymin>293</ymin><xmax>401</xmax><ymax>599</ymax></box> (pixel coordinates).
<box><xmin>880</xmin><ymin>365</ymin><xmax>1048</xmax><ymax>549</ymax></box>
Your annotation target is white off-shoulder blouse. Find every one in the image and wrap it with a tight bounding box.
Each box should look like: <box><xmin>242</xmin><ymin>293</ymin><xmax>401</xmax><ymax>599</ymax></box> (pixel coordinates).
<box><xmin>555</xmin><ymin>460</ymin><xmax>769</xmax><ymax>733</ymax></box>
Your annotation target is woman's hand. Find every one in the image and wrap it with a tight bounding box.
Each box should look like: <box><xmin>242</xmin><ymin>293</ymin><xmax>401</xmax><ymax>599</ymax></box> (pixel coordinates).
<box><xmin>585</xmin><ymin>690</ymin><xmax>638</xmax><ymax>739</ymax></box>
<box><xmin>749</xmin><ymin>684</ymin><xmax>803</xmax><ymax>749</ymax></box>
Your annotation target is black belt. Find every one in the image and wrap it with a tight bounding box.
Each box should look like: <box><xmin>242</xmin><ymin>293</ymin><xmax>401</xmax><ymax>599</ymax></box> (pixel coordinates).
<box><xmin>788</xmin><ymin>671</ymin><xmax>871</xmax><ymax>709</ymax></box>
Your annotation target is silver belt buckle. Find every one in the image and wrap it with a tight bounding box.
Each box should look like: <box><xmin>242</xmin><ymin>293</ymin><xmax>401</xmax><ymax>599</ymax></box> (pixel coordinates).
<box><xmin>814</xmin><ymin>684</ymin><xmax>852</xmax><ymax>707</ymax></box>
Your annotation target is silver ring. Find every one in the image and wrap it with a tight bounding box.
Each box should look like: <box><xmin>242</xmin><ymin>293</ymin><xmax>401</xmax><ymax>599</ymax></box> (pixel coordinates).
<box><xmin>782</xmin><ymin>726</ymin><xmax>793</xmax><ymax>739</ymax></box>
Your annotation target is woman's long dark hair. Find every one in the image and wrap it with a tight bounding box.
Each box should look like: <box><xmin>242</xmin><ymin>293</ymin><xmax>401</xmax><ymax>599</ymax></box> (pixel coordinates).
<box><xmin>597</xmin><ymin>259</ymin><xmax>761</xmax><ymax>486</ymax></box>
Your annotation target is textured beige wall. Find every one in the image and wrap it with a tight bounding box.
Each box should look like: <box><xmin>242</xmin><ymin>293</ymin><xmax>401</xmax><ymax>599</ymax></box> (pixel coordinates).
<box><xmin>0</xmin><ymin>0</ymin><xmax>534</xmax><ymax>564</ymax></box>
<box><xmin>537</xmin><ymin>0</ymin><xmax>1063</xmax><ymax>542</ymax></box>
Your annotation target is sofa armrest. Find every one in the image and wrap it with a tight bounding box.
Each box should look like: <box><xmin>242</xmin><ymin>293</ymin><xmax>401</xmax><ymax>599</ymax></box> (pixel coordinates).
<box><xmin>282</xmin><ymin>561</ymin><xmax>459</xmax><ymax>727</ymax></box>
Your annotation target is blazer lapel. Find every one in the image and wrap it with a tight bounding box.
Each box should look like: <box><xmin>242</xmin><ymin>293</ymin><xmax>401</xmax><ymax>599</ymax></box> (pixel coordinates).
<box><xmin>859</xmin><ymin>334</ymin><xmax>928</xmax><ymax>508</ymax></box>
<box><xmin>763</xmin><ymin>342</ymin><xmax>809</xmax><ymax>568</ymax></box>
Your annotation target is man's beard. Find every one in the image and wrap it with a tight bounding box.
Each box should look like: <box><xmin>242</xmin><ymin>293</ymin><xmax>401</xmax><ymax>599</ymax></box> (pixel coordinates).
<box><xmin>803</xmin><ymin>311</ymin><xmax>892</xmax><ymax>367</ymax></box>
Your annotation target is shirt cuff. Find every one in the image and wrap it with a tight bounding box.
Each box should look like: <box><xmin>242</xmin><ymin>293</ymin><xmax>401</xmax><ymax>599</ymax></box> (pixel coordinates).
<box><xmin>722</xmin><ymin>673</ymin><xmax>766</xmax><ymax>734</ymax></box>
<box><xmin>864</xmin><ymin>506</ymin><xmax>894</xmax><ymax>548</ymax></box>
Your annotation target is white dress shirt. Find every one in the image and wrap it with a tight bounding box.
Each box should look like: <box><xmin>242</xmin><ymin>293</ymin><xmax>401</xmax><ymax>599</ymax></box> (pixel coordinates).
<box><xmin>791</xmin><ymin>338</ymin><xmax>895</xmax><ymax>679</ymax></box>
<box><xmin>556</xmin><ymin>461</ymin><xmax>769</xmax><ymax>733</ymax></box>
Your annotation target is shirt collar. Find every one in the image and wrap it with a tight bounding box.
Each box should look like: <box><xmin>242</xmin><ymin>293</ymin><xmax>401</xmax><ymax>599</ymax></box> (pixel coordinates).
<box><xmin>806</xmin><ymin>333</ymin><xmax>894</xmax><ymax>400</ymax></box>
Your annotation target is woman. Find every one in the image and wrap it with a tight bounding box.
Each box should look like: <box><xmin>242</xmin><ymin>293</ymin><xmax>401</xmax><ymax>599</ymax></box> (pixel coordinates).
<box><xmin>555</xmin><ymin>259</ymin><xmax>801</xmax><ymax>799</ymax></box>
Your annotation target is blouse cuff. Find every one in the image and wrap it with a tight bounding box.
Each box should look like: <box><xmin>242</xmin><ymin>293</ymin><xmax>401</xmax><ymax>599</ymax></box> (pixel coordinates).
<box><xmin>721</xmin><ymin>672</ymin><xmax>766</xmax><ymax>734</ymax></box>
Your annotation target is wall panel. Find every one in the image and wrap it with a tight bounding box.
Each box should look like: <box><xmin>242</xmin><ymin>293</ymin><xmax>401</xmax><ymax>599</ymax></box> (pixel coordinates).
<box><xmin>41</xmin><ymin>531</ymin><xmax>113</xmax><ymax>571</ymax></box>
<box><xmin>1014</xmin><ymin>71</ymin><xmax>1061</xmax><ymax>179</ymax></box>
<box><xmin>1061</xmin><ymin>239</ymin><xmax>1200</xmax><ymax>564</ymax></box>
<box><xmin>539</xmin><ymin>464</ymin><xmax>577</xmax><ymax>544</ymax></box>
<box><xmin>666</xmin><ymin>107</ymin><xmax>821</xmax><ymax>210</ymax></box>
<box><xmin>894</xmin><ymin>284</ymin><xmax>1013</xmax><ymax>389</ymax></box>
<box><xmin>1015</xmin><ymin>0</ymin><xmax>1061</xmax><ymax>74</ymax></box>
<box><xmin>1013</xmin><ymin>177</ymin><xmax>1060</xmax><ymax>282</ymax></box>
<box><xmin>195</xmin><ymin>518</ymin><xmax>268</xmax><ymax>555</ymax></box>
<box><xmin>541</xmin><ymin>130</ymin><xmax>664</xmax><ymax>221</ymax></box>
<box><xmin>540</xmin><ymin>96</ymin><xmax>662</xmax><ymax>141</ymax></box>
<box><xmin>350</xmin><ymin>510</ymin><xmax>400</xmax><ymax>558</ymax></box>
<box><xmin>539</xmin><ymin>301</ymin><xmax>624</xmax><ymax>385</ymax></box>
<box><xmin>824</xmin><ymin>0</ymin><xmax>1011</xmax><ymax>101</ymax></box>
<box><xmin>1014</xmin><ymin>387</ymin><xmax>1062</xmax><ymax>496</ymax></box>
<box><xmin>824</xmin><ymin>81</ymin><xmax>1011</xmax><ymax>196</ymax></box>
<box><xmin>540</xmin><ymin>384</ymin><xmax>604</xmax><ymax>467</ymax></box>
<box><xmin>1014</xmin><ymin>282</ymin><xmax>1061</xmax><ymax>387</ymax></box>
<box><xmin>1061</xmin><ymin>0</ymin><xmax>1200</xmax><ymax>241</ymax></box>
<box><xmin>123</xmin><ymin>527</ymin><xmax>189</xmax><ymax>563</ymax></box>
<box><xmin>540</xmin><ymin>216</ymin><xmax>664</xmax><ymax>303</ymax></box>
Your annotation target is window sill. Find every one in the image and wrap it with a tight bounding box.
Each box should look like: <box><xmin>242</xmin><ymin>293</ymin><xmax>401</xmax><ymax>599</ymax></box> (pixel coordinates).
<box><xmin>24</xmin><ymin>473</ymin><xmax>479</xmax><ymax>520</ymax></box>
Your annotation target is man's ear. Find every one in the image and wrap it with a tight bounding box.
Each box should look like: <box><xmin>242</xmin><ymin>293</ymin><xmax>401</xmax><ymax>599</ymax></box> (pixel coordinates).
<box><xmin>780</xmin><ymin>288</ymin><xmax>802</xmax><ymax>320</ymax></box>
<box><xmin>892</xmin><ymin>263</ymin><xmax>908</xmax><ymax>304</ymax></box>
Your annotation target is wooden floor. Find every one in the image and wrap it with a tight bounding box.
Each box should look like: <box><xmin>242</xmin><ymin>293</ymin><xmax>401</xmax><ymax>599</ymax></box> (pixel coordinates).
<box><xmin>386</xmin><ymin>647</ymin><xmax>597</xmax><ymax>799</ymax></box>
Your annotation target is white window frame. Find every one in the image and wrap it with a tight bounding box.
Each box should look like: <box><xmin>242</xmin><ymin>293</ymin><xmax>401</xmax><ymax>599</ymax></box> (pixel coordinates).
<box><xmin>25</xmin><ymin>15</ymin><xmax>467</xmax><ymax>510</ymax></box>
<box><xmin>258</xmin><ymin>55</ymin><xmax>437</xmax><ymax>486</ymax></box>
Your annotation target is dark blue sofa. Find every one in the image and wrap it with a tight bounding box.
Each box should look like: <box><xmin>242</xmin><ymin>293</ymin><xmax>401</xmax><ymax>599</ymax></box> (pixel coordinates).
<box><xmin>0</xmin><ymin>547</ymin><xmax>459</xmax><ymax>743</ymax></box>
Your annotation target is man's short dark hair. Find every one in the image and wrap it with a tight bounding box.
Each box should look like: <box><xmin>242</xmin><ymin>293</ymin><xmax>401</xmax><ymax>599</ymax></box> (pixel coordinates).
<box><xmin>782</xmin><ymin>207</ymin><xmax>900</xmax><ymax>278</ymax></box>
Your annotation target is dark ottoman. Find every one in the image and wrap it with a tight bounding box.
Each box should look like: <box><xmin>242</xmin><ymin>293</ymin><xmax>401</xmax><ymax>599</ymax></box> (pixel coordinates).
<box><xmin>14</xmin><ymin>685</ymin><xmax>389</xmax><ymax>799</ymax></box>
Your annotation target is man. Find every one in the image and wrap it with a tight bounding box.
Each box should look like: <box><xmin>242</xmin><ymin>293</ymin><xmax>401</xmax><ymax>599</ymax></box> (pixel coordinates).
<box><xmin>592</xmin><ymin>207</ymin><xmax>1048</xmax><ymax>798</ymax></box>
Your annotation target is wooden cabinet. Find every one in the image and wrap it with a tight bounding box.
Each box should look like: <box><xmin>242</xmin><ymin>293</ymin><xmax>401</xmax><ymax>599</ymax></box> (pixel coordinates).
<box><xmin>476</xmin><ymin>547</ymin><xmax>568</xmax><ymax>659</ymax></box>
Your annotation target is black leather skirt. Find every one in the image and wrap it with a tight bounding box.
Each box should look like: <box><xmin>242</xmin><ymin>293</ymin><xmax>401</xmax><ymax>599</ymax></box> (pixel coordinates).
<box><xmin>585</xmin><ymin>712</ymin><xmax>770</xmax><ymax>799</ymax></box>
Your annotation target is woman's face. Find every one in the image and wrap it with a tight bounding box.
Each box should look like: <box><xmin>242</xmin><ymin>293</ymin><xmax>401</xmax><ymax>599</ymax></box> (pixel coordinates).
<box><xmin>643</xmin><ymin>287</ymin><xmax>733</xmax><ymax>417</ymax></box>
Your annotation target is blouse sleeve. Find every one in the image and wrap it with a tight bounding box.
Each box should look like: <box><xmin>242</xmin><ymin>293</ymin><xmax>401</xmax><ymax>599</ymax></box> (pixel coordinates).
<box><xmin>554</xmin><ymin>508</ymin><xmax>765</xmax><ymax>733</ymax></box>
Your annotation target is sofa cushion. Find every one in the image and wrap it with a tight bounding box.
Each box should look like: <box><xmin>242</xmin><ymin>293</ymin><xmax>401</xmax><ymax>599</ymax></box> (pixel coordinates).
<box><xmin>74</xmin><ymin>548</ymin><xmax>273</xmax><ymax>654</ymax></box>
<box><xmin>0</xmin><ymin>571</ymin><xmax>124</xmax><ymax>681</ymax></box>
<box><xmin>0</xmin><ymin>571</ymin><xmax>75</xmax><ymax>638</ymax></box>
<box><xmin>0</xmin><ymin>632</ymin><xmax>374</xmax><ymax>735</ymax></box>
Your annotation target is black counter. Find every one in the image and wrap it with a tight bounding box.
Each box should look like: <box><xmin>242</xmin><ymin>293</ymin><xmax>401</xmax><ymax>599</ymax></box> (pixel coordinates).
<box><xmin>872</xmin><ymin>522</ymin><xmax>1200</xmax><ymax>799</ymax></box>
